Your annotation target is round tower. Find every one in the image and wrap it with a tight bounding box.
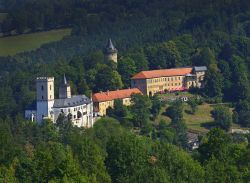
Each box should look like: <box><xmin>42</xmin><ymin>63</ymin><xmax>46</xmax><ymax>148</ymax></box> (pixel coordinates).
<box><xmin>105</xmin><ymin>38</ymin><xmax>118</xmax><ymax>63</ymax></box>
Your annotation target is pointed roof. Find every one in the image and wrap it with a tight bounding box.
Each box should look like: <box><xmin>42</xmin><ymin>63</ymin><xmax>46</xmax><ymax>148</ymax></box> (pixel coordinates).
<box><xmin>105</xmin><ymin>38</ymin><xmax>117</xmax><ymax>53</ymax></box>
<box><xmin>61</xmin><ymin>74</ymin><xmax>69</xmax><ymax>86</ymax></box>
<box><xmin>63</xmin><ymin>74</ymin><xmax>67</xmax><ymax>85</ymax></box>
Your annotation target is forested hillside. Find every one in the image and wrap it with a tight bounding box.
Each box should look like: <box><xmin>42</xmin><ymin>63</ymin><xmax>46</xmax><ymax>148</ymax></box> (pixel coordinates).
<box><xmin>0</xmin><ymin>1</ymin><xmax>250</xmax><ymax>182</ymax></box>
<box><xmin>0</xmin><ymin>116</ymin><xmax>249</xmax><ymax>182</ymax></box>
<box><xmin>1</xmin><ymin>0</ymin><xmax>250</xmax><ymax>117</ymax></box>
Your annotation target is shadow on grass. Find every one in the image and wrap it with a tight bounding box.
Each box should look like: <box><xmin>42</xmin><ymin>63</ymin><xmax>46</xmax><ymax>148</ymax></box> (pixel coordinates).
<box><xmin>201</xmin><ymin>121</ymin><xmax>216</xmax><ymax>130</ymax></box>
<box><xmin>184</xmin><ymin>109</ymin><xmax>194</xmax><ymax>115</ymax></box>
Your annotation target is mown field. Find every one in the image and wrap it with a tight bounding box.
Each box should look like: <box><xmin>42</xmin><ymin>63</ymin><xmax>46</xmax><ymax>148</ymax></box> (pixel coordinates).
<box><xmin>0</xmin><ymin>28</ymin><xmax>71</xmax><ymax>56</ymax></box>
<box><xmin>157</xmin><ymin>101</ymin><xmax>239</xmax><ymax>134</ymax></box>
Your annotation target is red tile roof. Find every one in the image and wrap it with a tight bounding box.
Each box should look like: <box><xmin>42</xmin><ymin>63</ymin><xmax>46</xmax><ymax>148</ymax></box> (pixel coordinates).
<box><xmin>132</xmin><ymin>67</ymin><xmax>193</xmax><ymax>79</ymax></box>
<box><xmin>92</xmin><ymin>88</ymin><xmax>142</xmax><ymax>102</ymax></box>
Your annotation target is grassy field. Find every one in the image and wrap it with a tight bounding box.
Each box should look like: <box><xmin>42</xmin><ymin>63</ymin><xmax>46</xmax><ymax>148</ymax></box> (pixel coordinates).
<box><xmin>183</xmin><ymin>104</ymin><xmax>214</xmax><ymax>133</ymax></box>
<box><xmin>0</xmin><ymin>28</ymin><xmax>72</xmax><ymax>56</ymax></box>
<box><xmin>157</xmin><ymin>102</ymin><xmax>236</xmax><ymax>134</ymax></box>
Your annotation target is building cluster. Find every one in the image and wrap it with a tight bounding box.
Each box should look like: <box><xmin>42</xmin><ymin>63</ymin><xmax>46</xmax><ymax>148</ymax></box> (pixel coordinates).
<box><xmin>25</xmin><ymin>75</ymin><xmax>94</xmax><ymax>128</ymax></box>
<box><xmin>25</xmin><ymin>39</ymin><xmax>207</xmax><ymax>128</ymax></box>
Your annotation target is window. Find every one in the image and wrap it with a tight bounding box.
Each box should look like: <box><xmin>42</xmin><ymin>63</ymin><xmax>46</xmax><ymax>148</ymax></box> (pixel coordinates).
<box><xmin>50</xmin><ymin>95</ymin><xmax>52</xmax><ymax>99</ymax></box>
<box><xmin>41</xmin><ymin>85</ymin><xmax>44</xmax><ymax>91</ymax></box>
<box><xmin>50</xmin><ymin>85</ymin><xmax>52</xmax><ymax>90</ymax></box>
<box><xmin>42</xmin><ymin>96</ymin><xmax>44</xmax><ymax>100</ymax></box>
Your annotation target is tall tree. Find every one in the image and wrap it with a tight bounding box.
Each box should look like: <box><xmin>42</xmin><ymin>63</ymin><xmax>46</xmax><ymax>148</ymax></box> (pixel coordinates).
<box><xmin>212</xmin><ymin>106</ymin><xmax>232</xmax><ymax>131</ymax></box>
<box><xmin>118</xmin><ymin>57</ymin><xmax>136</xmax><ymax>88</ymax></box>
<box><xmin>203</xmin><ymin>66</ymin><xmax>223</xmax><ymax>100</ymax></box>
<box><xmin>131</xmin><ymin>94</ymin><xmax>152</xmax><ymax>127</ymax></box>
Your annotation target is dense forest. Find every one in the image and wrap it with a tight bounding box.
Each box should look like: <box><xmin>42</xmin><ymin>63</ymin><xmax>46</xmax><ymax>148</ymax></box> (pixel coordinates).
<box><xmin>0</xmin><ymin>0</ymin><xmax>250</xmax><ymax>182</ymax></box>
<box><xmin>0</xmin><ymin>113</ymin><xmax>249</xmax><ymax>182</ymax></box>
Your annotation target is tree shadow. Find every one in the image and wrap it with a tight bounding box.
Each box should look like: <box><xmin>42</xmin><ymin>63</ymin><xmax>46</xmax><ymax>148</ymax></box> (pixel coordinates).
<box><xmin>184</xmin><ymin>109</ymin><xmax>193</xmax><ymax>115</ymax></box>
<box><xmin>201</xmin><ymin>121</ymin><xmax>216</xmax><ymax>130</ymax></box>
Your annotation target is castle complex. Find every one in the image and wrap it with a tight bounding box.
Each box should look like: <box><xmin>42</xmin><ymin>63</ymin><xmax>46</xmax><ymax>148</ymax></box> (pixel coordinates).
<box><xmin>25</xmin><ymin>39</ymin><xmax>207</xmax><ymax>123</ymax></box>
<box><xmin>25</xmin><ymin>75</ymin><xmax>94</xmax><ymax>128</ymax></box>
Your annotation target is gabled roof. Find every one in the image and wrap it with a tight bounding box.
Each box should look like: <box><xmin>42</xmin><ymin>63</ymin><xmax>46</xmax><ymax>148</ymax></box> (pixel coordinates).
<box><xmin>53</xmin><ymin>95</ymin><xmax>91</xmax><ymax>108</ymax></box>
<box><xmin>92</xmin><ymin>88</ymin><xmax>142</xmax><ymax>102</ymax></box>
<box><xmin>132</xmin><ymin>67</ymin><xmax>193</xmax><ymax>79</ymax></box>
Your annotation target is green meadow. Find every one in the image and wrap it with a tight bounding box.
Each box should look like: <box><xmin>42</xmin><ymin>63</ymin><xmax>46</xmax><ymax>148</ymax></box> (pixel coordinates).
<box><xmin>0</xmin><ymin>28</ymin><xmax>71</xmax><ymax>56</ymax></box>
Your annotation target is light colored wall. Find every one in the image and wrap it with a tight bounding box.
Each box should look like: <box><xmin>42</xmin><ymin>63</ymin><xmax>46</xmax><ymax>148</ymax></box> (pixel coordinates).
<box><xmin>106</xmin><ymin>53</ymin><xmax>117</xmax><ymax>63</ymax></box>
<box><xmin>122</xmin><ymin>97</ymin><xmax>132</xmax><ymax>106</ymax></box>
<box><xmin>36</xmin><ymin>77</ymin><xmax>55</xmax><ymax>123</ymax></box>
<box><xmin>36</xmin><ymin>100</ymin><xmax>54</xmax><ymax>123</ymax></box>
<box><xmin>97</xmin><ymin>100</ymin><xmax>114</xmax><ymax>116</ymax></box>
<box><xmin>36</xmin><ymin>77</ymin><xmax>54</xmax><ymax>101</ymax></box>
<box><xmin>132</xmin><ymin>73</ymin><xmax>206</xmax><ymax>96</ymax></box>
<box><xmin>195</xmin><ymin>71</ymin><xmax>206</xmax><ymax>87</ymax></box>
<box><xmin>53</xmin><ymin>102</ymin><xmax>94</xmax><ymax>128</ymax></box>
<box><xmin>96</xmin><ymin>97</ymin><xmax>133</xmax><ymax>116</ymax></box>
<box><xmin>146</xmin><ymin>75</ymin><xmax>185</xmax><ymax>95</ymax></box>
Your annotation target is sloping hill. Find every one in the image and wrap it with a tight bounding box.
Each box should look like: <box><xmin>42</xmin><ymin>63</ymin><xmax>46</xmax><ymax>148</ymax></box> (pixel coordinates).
<box><xmin>0</xmin><ymin>28</ymin><xmax>71</xmax><ymax>56</ymax></box>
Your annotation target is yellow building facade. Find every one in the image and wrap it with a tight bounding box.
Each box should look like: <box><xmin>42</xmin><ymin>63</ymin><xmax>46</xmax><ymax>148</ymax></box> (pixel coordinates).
<box><xmin>92</xmin><ymin>88</ymin><xmax>142</xmax><ymax>116</ymax></box>
<box><xmin>131</xmin><ymin>66</ymin><xmax>207</xmax><ymax>96</ymax></box>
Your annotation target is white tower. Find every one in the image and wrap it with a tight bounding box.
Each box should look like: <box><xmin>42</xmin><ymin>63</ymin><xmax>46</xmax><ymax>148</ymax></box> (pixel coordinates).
<box><xmin>59</xmin><ymin>74</ymin><xmax>71</xmax><ymax>99</ymax></box>
<box><xmin>36</xmin><ymin>77</ymin><xmax>55</xmax><ymax>123</ymax></box>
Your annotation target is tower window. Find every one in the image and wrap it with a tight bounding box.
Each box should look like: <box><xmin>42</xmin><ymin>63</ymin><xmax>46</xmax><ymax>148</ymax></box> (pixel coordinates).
<box><xmin>50</xmin><ymin>85</ymin><xmax>52</xmax><ymax>90</ymax></box>
<box><xmin>41</xmin><ymin>85</ymin><xmax>44</xmax><ymax>91</ymax></box>
<box><xmin>42</xmin><ymin>96</ymin><xmax>44</xmax><ymax>100</ymax></box>
<box><xmin>50</xmin><ymin>95</ymin><xmax>52</xmax><ymax>99</ymax></box>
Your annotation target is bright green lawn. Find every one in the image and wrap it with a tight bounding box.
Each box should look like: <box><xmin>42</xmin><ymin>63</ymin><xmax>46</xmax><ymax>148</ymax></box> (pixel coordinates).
<box><xmin>157</xmin><ymin>103</ymin><xmax>236</xmax><ymax>133</ymax></box>
<box><xmin>183</xmin><ymin>104</ymin><xmax>214</xmax><ymax>133</ymax></box>
<box><xmin>0</xmin><ymin>28</ymin><xmax>71</xmax><ymax>56</ymax></box>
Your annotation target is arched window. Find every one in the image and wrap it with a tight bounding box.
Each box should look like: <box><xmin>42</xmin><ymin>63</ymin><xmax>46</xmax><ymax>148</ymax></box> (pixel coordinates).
<box><xmin>68</xmin><ymin>113</ymin><xmax>72</xmax><ymax>120</ymax></box>
<box><xmin>77</xmin><ymin>111</ymin><xmax>82</xmax><ymax>119</ymax></box>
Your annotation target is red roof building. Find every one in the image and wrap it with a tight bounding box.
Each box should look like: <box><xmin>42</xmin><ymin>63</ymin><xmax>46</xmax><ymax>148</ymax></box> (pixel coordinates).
<box><xmin>92</xmin><ymin>88</ymin><xmax>142</xmax><ymax>116</ymax></box>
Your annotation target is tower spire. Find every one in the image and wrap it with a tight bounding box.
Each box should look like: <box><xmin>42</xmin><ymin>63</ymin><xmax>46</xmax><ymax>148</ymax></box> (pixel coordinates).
<box><xmin>104</xmin><ymin>38</ymin><xmax>118</xmax><ymax>63</ymax></box>
<box><xmin>59</xmin><ymin>74</ymin><xmax>71</xmax><ymax>99</ymax></box>
<box><xmin>63</xmin><ymin>74</ymin><xmax>67</xmax><ymax>85</ymax></box>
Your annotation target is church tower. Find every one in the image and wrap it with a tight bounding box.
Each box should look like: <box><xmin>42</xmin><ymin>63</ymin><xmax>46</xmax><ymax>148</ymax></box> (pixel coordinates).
<box><xmin>36</xmin><ymin>77</ymin><xmax>55</xmax><ymax>123</ymax></box>
<box><xmin>59</xmin><ymin>74</ymin><xmax>71</xmax><ymax>99</ymax></box>
<box><xmin>105</xmin><ymin>39</ymin><xmax>118</xmax><ymax>63</ymax></box>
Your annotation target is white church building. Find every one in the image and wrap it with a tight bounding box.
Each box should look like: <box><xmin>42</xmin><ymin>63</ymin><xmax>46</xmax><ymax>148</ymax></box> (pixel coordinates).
<box><xmin>25</xmin><ymin>75</ymin><xmax>94</xmax><ymax>128</ymax></box>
